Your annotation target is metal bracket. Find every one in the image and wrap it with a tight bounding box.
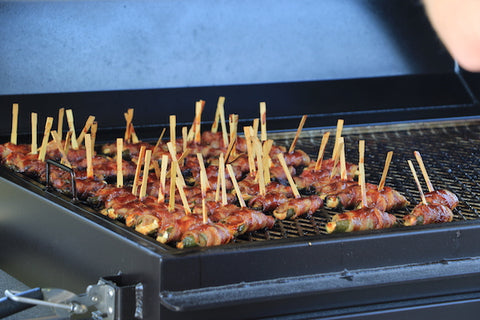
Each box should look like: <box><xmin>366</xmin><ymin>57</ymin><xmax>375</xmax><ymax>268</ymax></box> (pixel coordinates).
<box><xmin>87</xmin><ymin>275</ymin><xmax>142</xmax><ymax>320</ymax></box>
<box><xmin>45</xmin><ymin>159</ymin><xmax>79</xmax><ymax>202</ymax></box>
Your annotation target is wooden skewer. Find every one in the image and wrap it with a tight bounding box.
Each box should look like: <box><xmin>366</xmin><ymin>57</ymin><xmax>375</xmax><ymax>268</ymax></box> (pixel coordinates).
<box><xmin>219</xmin><ymin>153</ymin><xmax>228</xmax><ymax>205</ymax></box>
<box><xmin>10</xmin><ymin>103</ymin><xmax>18</xmax><ymax>145</ymax></box>
<box><xmin>243</xmin><ymin>126</ymin><xmax>256</xmax><ymax>174</ymax></box>
<box><xmin>288</xmin><ymin>115</ymin><xmax>308</xmax><ymax>153</ymax></box>
<box><xmin>194</xmin><ymin>100</ymin><xmax>204</xmax><ymax>144</ymax></box>
<box><xmin>166</xmin><ymin>142</ymin><xmax>186</xmax><ymax>187</ymax></box>
<box><xmin>315</xmin><ymin>131</ymin><xmax>331</xmax><ymax>171</ymax></box>
<box><xmin>196</xmin><ymin>153</ymin><xmax>211</xmax><ymax>190</ymax></box>
<box><xmin>139</xmin><ymin>150</ymin><xmax>152</xmax><ymax>199</ymax></box>
<box><xmin>197</xmin><ymin>153</ymin><xmax>208</xmax><ymax>223</ymax></box>
<box><xmin>378</xmin><ymin>151</ymin><xmax>394</xmax><ymax>191</ymax></box>
<box><xmin>130</xmin><ymin>124</ymin><xmax>140</xmax><ymax>144</ymax></box>
<box><xmin>84</xmin><ymin>134</ymin><xmax>94</xmax><ymax>178</ymax></box>
<box><xmin>408</xmin><ymin>159</ymin><xmax>427</xmax><ymax>205</ymax></box>
<box><xmin>259</xmin><ymin>102</ymin><xmax>267</xmax><ymax>142</ymax></box>
<box><xmin>252</xmin><ymin>118</ymin><xmax>259</xmax><ymax>138</ymax></box>
<box><xmin>211</xmin><ymin>96</ymin><xmax>225</xmax><ymax>133</ymax></box>
<box><xmin>339</xmin><ymin>138</ymin><xmax>347</xmax><ymax>181</ymax></box>
<box><xmin>182</xmin><ymin>126</ymin><xmax>188</xmax><ymax>153</ymax></box>
<box><xmin>358</xmin><ymin>140</ymin><xmax>368</xmax><ymax>208</ymax></box>
<box><xmin>224</xmin><ymin>133</ymin><xmax>237</xmax><ymax>164</ymax></box>
<box><xmin>90</xmin><ymin>121</ymin><xmax>98</xmax><ymax>156</ymax></box>
<box><xmin>50</xmin><ymin>130</ymin><xmax>72</xmax><ymax>167</ymax></box>
<box><xmin>217</xmin><ymin>98</ymin><xmax>229</xmax><ymax>148</ymax></box>
<box><xmin>152</xmin><ymin>128</ymin><xmax>166</xmax><ymax>157</ymax></box>
<box><xmin>152</xmin><ymin>158</ymin><xmax>161</xmax><ymax>180</ymax></box>
<box><xmin>253</xmin><ymin>137</ymin><xmax>266</xmax><ymax>195</ymax></box>
<box><xmin>57</xmin><ymin>108</ymin><xmax>65</xmax><ymax>141</ymax></box>
<box><xmin>65</xmin><ymin>109</ymin><xmax>79</xmax><ymax>150</ymax></box>
<box><xmin>263</xmin><ymin>139</ymin><xmax>273</xmax><ymax>183</ymax></box>
<box><xmin>38</xmin><ymin>117</ymin><xmax>54</xmax><ymax>162</ymax></box>
<box><xmin>168</xmin><ymin>159</ymin><xmax>177</xmax><ymax>212</ymax></box>
<box><xmin>329</xmin><ymin>136</ymin><xmax>342</xmax><ymax>179</ymax></box>
<box><xmin>226</xmin><ymin>164</ymin><xmax>247</xmax><ymax>207</ymax></box>
<box><xmin>76</xmin><ymin>115</ymin><xmax>95</xmax><ymax>147</ymax></box>
<box><xmin>276</xmin><ymin>153</ymin><xmax>301</xmax><ymax>198</ymax></box>
<box><xmin>158</xmin><ymin>154</ymin><xmax>169</xmax><ymax>203</ymax></box>
<box><xmin>116</xmin><ymin>138</ymin><xmax>124</xmax><ymax>188</ymax></box>
<box><xmin>132</xmin><ymin>146</ymin><xmax>147</xmax><ymax>196</ymax></box>
<box><xmin>414</xmin><ymin>151</ymin><xmax>434</xmax><ymax>192</ymax></box>
<box><xmin>169</xmin><ymin>115</ymin><xmax>176</xmax><ymax>155</ymax></box>
<box><xmin>176</xmin><ymin>175</ymin><xmax>192</xmax><ymax>215</ymax></box>
<box><xmin>124</xmin><ymin>109</ymin><xmax>133</xmax><ymax>142</ymax></box>
<box><xmin>31</xmin><ymin>112</ymin><xmax>38</xmax><ymax>155</ymax></box>
<box><xmin>331</xmin><ymin>119</ymin><xmax>344</xmax><ymax>162</ymax></box>
<box><xmin>63</xmin><ymin>130</ymin><xmax>72</xmax><ymax>154</ymax></box>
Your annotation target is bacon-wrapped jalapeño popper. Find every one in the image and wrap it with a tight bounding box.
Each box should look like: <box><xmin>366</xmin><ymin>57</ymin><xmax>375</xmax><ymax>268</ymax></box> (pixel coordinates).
<box><xmin>220</xmin><ymin>207</ymin><xmax>275</xmax><ymax>236</ymax></box>
<box><xmin>424</xmin><ymin>189</ymin><xmax>459</xmax><ymax>210</ymax></box>
<box><xmin>176</xmin><ymin>223</ymin><xmax>234</xmax><ymax>249</ymax></box>
<box><xmin>247</xmin><ymin>191</ymin><xmax>289</xmax><ymax>212</ymax></box>
<box><xmin>326</xmin><ymin>207</ymin><xmax>397</xmax><ymax>233</ymax></box>
<box><xmin>403</xmin><ymin>203</ymin><xmax>453</xmax><ymax>226</ymax></box>
<box><xmin>273</xmin><ymin>195</ymin><xmax>323</xmax><ymax>220</ymax></box>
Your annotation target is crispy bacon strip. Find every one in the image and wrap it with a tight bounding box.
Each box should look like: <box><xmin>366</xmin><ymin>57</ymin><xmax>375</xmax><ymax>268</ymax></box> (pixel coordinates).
<box><xmin>156</xmin><ymin>214</ymin><xmax>207</xmax><ymax>244</ymax></box>
<box><xmin>273</xmin><ymin>195</ymin><xmax>323</xmax><ymax>220</ymax></box>
<box><xmin>403</xmin><ymin>203</ymin><xmax>453</xmax><ymax>226</ymax></box>
<box><xmin>424</xmin><ymin>189</ymin><xmax>458</xmax><ymax>209</ymax></box>
<box><xmin>177</xmin><ymin>223</ymin><xmax>234</xmax><ymax>248</ymax></box>
<box><xmin>325</xmin><ymin>183</ymin><xmax>378</xmax><ymax>209</ymax></box>
<box><xmin>220</xmin><ymin>207</ymin><xmax>275</xmax><ymax>235</ymax></box>
<box><xmin>326</xmin><ymin>207</ymin><xmax>397</xmax><ymax>233</ymax></box>
<box><xmin>359</xmin><ymin>186</ymin><xmax>410</xmax><ymax>212</ymax></box>
<box><xmin>248</xmin><ymin>191</ymin><xmax>289</xmax><ymax>212</ymax></box>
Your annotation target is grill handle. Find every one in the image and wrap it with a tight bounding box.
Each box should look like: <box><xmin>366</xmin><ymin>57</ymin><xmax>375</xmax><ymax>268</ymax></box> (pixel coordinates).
<box><xmin>0</xmin><ymin>287</ymin><xmax>43</xmax><ymax>318</ymax></box>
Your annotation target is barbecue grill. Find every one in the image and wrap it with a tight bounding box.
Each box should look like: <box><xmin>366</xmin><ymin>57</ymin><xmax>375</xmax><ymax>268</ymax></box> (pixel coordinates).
<box><xmin>1</xmin><ymin>1</ymin><xmax>480</xmax><ymax>319</ymax></box>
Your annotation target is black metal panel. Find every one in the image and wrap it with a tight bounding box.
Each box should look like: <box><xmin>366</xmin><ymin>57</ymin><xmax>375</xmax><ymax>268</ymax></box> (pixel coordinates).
<box><xmin>0</xmin><ymin>74</ymin><xmax>476</xmax><ymax>139</ymax></box>
<box><xmin>0</xmin><ymin>0</ymin><xmax>453</xmax><ymax>95</ymax></box>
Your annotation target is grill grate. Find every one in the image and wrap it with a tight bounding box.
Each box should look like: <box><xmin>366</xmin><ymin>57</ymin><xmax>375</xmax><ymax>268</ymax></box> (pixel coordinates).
<box><xmin>236</xmin><ymin>119</ymin><xmax>480</xmax><ymax>244</ymax></box>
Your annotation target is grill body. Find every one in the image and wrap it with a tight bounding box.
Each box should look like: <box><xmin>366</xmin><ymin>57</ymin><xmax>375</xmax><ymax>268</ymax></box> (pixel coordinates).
<box><xmin>1</xmin><ymin>0</ymin><xmax>480</xmax><ymax>319</ymax></box>
<box><xmin>2</xmin><ymin>119</ymin><xmax>480</xmax><ymax>319</ymax></box>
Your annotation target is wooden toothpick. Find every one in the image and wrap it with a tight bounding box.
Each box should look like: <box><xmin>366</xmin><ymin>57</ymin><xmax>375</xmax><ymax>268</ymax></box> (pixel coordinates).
<box><xmin>378</xmin><ymin>151</ymin><xmax>394</xmax><ymax>191</ymax></box>
<box><xmin>288</xmin><ymin>115</ymin><xmax>308</xmax><ymax>153</ymax></box>
<box><xmin>139</xmin><ymin>150</ymin><xmax>152</xmax><ymax>199</ymax></box>
<box><xmin>84</xmin><ymin>134</ymin><xmax>94</xmax><ymax>178</ymax></box>
<box><xmin>116</xmin><ymin>138</ymin><xmax>124</xmax><ymax>188</ymax></box>
<box><xmin>38</xmin><ymin>117</ymin><xmax>54</xmax><ymax>162</ymax></box>
<box><xmin>414</xmin><ymin>151</ymin><xmax>434</xmax><ymax>192</ymax></box>
<box><xmin>57</xmin><ymin>108</ymin><xmax>65</xmax><ymax>141</ymax></box>
<box><xmin>358</xmin><ymin>140</ymin><xmax>367</xmax><ymax>208</ymax></box>
<box><xmin>10</xmin><ymin>103</ymin><xmax>18</xmax><ymax>145</ymax></box>
<box><xmin>50</xmin><ymin>130</ymin><xmax>72</xmax><ymax>167</ymax></box>
<box><xmin>158</xmin><ymin>154</ymin><xmax>169</xmax><ymax>203</ymax></box>
<box><xmin>65</xmin><ymin>109</ymin><xmax>79</xmax><ymax>150</ymax></box>
<box><xmin>31</xmin><ymin>112</ymin><xmax>38</xmax><ymax>155</ymax></box>
<box><xmin>227</xmin><ymin>164</ymin><xmax>247</xmax><ymax>208</ymax></box>
<box><xmin>408</xmin><ymin>160</ymin><xmax>427</xmax><ymax>205</ymax></box>
<box><xmin>132</xmin><ymin>146</ymin><xmax>147</xmax><ymax>196</ymax></box>
<box><xmin>315</xmin><ymin>131</ymin><xmax>330</xmax><ymax>171</ymax></box>
<box><xmin>260</xmin><ymin>102</ymin><xmax>267</xmax><ymax>142</ymax></box>
<box><xmin>276</xmin><ymin>153</ymin><xmax>301</xmax><ymax>198</ymax></box>
<box><xmin>211</xmin><ymin>96</ymin><xmax>225</xmax><ymax>133</ymax></box>
<box><xmin>76</xmin><ymin>115</ymin><xmax>95</xmax><ymax>147</ymax></box>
